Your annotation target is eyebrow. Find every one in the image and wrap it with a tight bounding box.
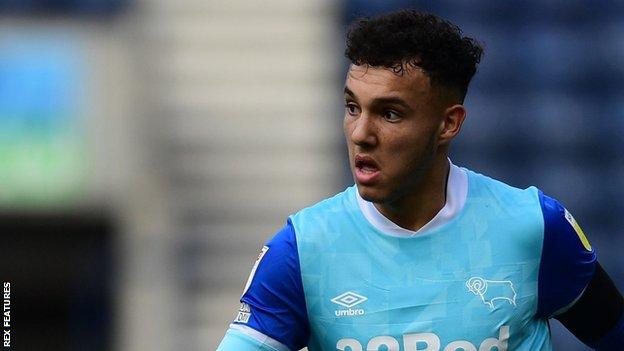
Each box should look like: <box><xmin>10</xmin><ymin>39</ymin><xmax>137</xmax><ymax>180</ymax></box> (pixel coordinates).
<box><xmin>344</xmin><ymin>86</ymin><xmax>413</xmax><ymax>111</ymax></box>
<box><xmin>344</xmin><ymin>86</ymin><xmax>357</xmax><ymax>99</ymax></box>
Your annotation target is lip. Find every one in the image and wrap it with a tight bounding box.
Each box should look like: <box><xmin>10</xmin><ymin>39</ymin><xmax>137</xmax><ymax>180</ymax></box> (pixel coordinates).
<box><xmin>354</xmin><ymin>154</ymin><xmax>381</xmax><ymax>185</ymax></box>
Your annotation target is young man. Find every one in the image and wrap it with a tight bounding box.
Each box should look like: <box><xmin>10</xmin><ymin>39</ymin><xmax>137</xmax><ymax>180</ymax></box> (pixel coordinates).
<box><xmin>217</xmin><ymin>10</ymin><xmax>624</xmax><ymax>351</ymax></box>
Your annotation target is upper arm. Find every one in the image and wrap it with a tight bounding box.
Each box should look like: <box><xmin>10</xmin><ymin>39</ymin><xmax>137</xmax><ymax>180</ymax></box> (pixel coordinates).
<box><xmin>229</xmin><ymin>219</ymin><xmax>310</xmax><ymax>350</ymax></box>
<box><xmin>536</xmin><ymin>191</ymin><xmax>597</xmax><ymax>318</ymax></box>
<box><xmin>537</xmin><ymin>191</ymin><xmax>624</xmax><ymax>349</ymax></box>
<box><xmin>556</xmin><ymin>262</ymin><xmax>624</xmax><ymax>349</ymax></box>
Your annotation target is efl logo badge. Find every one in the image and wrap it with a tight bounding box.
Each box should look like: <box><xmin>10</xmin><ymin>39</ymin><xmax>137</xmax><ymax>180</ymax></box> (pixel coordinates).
<box><xmin>564</xmin><ymin>209</ymin><xmax>592</xmax><ymax>251</ymax></box>
<box><xmin>331</xmin><ymin>291</ymin><xmax>367</xmax><ymax>317</ymax></box>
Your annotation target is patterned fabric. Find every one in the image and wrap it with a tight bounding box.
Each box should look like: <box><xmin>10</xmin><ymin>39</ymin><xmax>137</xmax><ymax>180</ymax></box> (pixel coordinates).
<box><xmin>220</xmin><ymin>167</ymin><xmax>597</xmax><ymax>351</ymax></box>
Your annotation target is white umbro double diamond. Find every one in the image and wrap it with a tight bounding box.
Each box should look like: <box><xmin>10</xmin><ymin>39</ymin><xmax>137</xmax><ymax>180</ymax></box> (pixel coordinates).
<box><xmin>331</xmin><ymin>291</ymin><xmax>368</xmax><ymax>308</ymax></box>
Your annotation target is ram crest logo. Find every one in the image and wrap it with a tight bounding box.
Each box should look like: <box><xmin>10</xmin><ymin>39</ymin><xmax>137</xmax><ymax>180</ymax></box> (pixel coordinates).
<box><xmin>466</xmin><ymin>276</ymin><xmax>517</xmax><ymax>309</ymax></box>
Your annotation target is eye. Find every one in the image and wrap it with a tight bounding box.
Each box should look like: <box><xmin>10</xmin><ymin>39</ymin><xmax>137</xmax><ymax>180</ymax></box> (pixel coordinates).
<box><xmin>345</xmin><ymin>102</ymin><xmax>360</xmax><ymax>116</ymax></box>
<box><xmin>383</xmin><ymin>110</ymin><xmax>401</xmax><ymax>122</ymax></box>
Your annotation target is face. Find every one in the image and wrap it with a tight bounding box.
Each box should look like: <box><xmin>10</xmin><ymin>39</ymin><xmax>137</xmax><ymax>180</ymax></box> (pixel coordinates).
<box><xmin>343</xmin><ymin>64</ymin><xmax>460</xmax><ymax>205</ymax></box>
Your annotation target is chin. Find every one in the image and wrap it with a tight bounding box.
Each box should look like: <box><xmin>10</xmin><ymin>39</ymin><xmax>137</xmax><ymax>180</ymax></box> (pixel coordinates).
<box><xmin>356</xmin><ymin>184</ymin><xmax>388</xmax><ymax>204</ymax></box>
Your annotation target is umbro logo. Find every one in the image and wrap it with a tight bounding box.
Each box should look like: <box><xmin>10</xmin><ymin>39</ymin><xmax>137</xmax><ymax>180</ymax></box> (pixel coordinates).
<box><xmin>331</xmin><ymin>291</ymin><xmax>367</xmax><ymax>317</ymax></box>
<box><xmin>331</xmin><ymin>291</ymin><xmax>368</xmax><ymax>308</ymax></box>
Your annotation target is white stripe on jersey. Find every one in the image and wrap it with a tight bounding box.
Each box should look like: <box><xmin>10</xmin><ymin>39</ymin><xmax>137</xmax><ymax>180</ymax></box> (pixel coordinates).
<box><xmin>229</xmin><ymin>324</ymin><xmax>290</xmax><ymax>351</ymax></box>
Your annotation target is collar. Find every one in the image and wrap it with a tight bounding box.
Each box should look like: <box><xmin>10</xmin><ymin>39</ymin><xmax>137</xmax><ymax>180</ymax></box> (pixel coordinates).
<box><xmin>356</xmin><ymin>160</ymin><xmax>468</xmax><ymax>237</ymax></box>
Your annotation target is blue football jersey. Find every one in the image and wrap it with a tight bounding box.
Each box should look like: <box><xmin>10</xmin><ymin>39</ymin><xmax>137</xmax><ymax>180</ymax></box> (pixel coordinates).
<box><xmin>217</xmin><ymin>166</ymin><xmax>596</xmax><ymax>351</ymax></box>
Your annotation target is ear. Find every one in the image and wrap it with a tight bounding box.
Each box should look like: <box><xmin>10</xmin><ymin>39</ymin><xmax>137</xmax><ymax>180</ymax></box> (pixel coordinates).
<box><xmin>438</xmin><ymin>104</ymin><xmax>466</xmax><ymax>146</ymax></box>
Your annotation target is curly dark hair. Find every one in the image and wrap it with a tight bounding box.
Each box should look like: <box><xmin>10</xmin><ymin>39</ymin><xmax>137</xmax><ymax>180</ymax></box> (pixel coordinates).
<box><xmin>345</xmin><ymin>10</ymin><xmax>484</xmax><ymax>102</ymax></box>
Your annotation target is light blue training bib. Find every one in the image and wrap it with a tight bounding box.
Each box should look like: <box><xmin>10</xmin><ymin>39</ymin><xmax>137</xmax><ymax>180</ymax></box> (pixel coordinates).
<box><xmin>290</xmin><ymin>170</ymin><xmax>550</xmax><ymax>351</ymax></box>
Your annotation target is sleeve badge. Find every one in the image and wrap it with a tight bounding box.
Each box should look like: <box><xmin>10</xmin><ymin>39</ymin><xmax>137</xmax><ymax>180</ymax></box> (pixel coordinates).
<box><xmin>564</xmin><ymin>208</ymin><xmax>592</xmax><ymax>251</ymax></box>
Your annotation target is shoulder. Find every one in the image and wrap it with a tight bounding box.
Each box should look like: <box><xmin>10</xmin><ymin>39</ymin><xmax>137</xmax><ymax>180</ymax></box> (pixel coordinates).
<box><xmin>464</xmin><ymin>167</ymin><xmax>537</xmax><ymax>198</ymax></box>
<box><xmin>236</xmin><ymin>221</ymin><xmax>310</xmax><ymax>349</ymax></box>
<box><xmin>247</xmin><ymin>221</ymin><xmax>301</xmax><ymax>291</ymax></box>
<box><xmin>463</xmin><ymin>168</ymin><xmax>541</xmax><ymax>216</ymax></box>
<box><xmin>265</xmin><ymin>219</ymin><xmax>297</xmax><ymax>254</ymax></box>
<box><xmin>535</xmin><ymin>191</ymin><xmax>597</xmax><ymax>317</ymax></box>
<box><xmin>537</xmin><ymin>192</ymin><xmax>593</xmax><ymax>251</ymax></box>
<box><xmin>536</xmin><ymin>191</ymin><xmax>595</xmax><ymax>257</ymax></box>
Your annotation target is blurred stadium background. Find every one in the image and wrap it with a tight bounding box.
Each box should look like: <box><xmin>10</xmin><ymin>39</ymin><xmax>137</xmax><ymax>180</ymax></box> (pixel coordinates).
<box><xmin>0</xmin><ymin>1</ymin><xmax>621</xmax><ymax>350</ymax></box>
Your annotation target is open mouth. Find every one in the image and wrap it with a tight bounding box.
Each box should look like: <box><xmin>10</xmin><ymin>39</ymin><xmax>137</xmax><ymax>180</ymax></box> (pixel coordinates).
<box><xmin>354</xmin><ymin>155</ymin><xmax>380</xmax><ymax>184</ymax></box>
<box><xmin>355</xmin><ymin>159</ymin><xmax>379</xmax><ymax>173</ymax></box>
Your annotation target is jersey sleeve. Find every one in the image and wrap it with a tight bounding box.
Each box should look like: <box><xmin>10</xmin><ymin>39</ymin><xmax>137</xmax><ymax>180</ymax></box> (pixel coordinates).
<box><xmin>536</xmin><ymin>191</ymin><xmax>598</xmax><ymax>318</ymax></box>
<box><xmin>230</xmin><ymin>219</ymin><xmax>309</xmax><ymax>350</ymax></box>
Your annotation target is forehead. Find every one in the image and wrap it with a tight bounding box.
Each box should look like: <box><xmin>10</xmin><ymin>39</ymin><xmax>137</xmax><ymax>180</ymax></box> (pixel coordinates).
<box><xmin>345</xmin><ymin>64</ymin><xmax>432</xmax><ymax>100</ymax></box>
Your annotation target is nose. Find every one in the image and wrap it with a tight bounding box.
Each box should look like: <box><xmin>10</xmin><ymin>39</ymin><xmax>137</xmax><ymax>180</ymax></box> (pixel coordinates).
<box><xmin>349</xmin><ymin>113</ymin><xmax>378</xmax><ymax>147</ymax></box>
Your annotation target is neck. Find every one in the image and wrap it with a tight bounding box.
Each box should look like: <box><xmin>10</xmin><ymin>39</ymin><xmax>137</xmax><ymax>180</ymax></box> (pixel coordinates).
<box><xmin>374</xmin><ymin>153</ymin><xmax>450</xmax><ymax>231</ymax></box>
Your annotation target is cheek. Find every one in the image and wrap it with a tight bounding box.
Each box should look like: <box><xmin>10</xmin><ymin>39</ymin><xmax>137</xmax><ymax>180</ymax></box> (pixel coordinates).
<box><xmin>382</xmin><ymin>128</ymin><xmax>423</xmax><ymax>151</ymax></box>
<box><xmin>343</xmin><ymin>117</ymin><xmax>352</xmax><ymax>139</ymax></box>
<box><xmin>382</xmin><ymin>129</ymin><xmax>436</xmax><ymax>164</ymax></box>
